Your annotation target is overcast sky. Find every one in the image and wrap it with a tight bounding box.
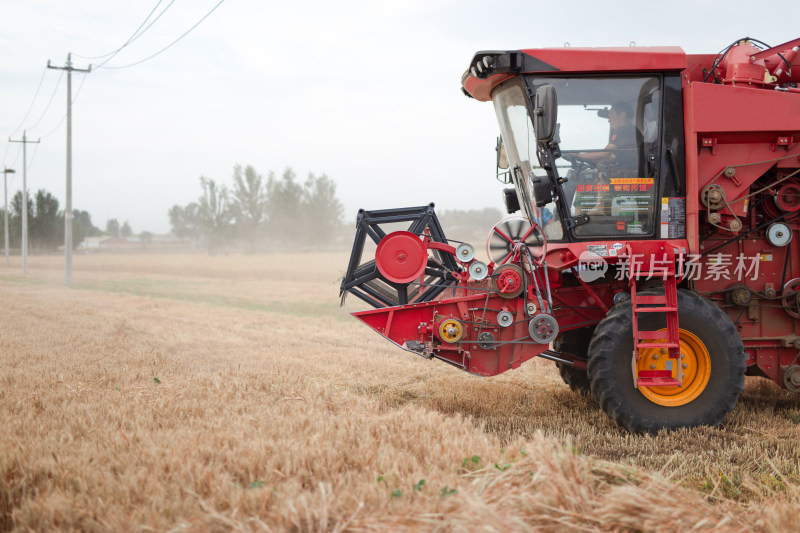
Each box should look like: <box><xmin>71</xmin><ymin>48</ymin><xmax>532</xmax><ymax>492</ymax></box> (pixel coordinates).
<box><xmin>1</xmin><ymin>0</ymin><xmax>798</xmax><ymax>235</ymax></box>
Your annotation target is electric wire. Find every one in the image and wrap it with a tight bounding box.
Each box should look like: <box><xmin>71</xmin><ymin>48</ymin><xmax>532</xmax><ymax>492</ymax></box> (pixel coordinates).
<box><xmin>95</xmin><ymin>0</ymin><xmax>179</xmax><ymax>68</ymax></box>
<box><xmin>37</xmin><ymin>73</ymin><xmax>90</xmax><ymax>140</ymax></box>
<box><xmin>25</xmin><ymin>71</ymin><xmax>64</xmax><ymax>132</ymax></box>
<box><xmin>100</xmin><ymin>0</ymin><xmax>226</xmax><ymax>69</ymax></box>
<box><xmin>26</xmin><ymin>143</ymin><xmax>41</xmax><ymax>172</ymax></box>
<box><xmin>1</xmin><ymin>143</ymin><xmax>10</xmax><ymax>169</ymax></box>
<box><xmin>73</xmin><ymin>0</ymin><xmax>169</xmax><ymax>61</ymax></box>
<box><xmin>9</xmin><ymin>145</ymin><xmax>22</xmax><ymax>169</ymax></box>
<box><xmin>8</xmin><ymin>67</ymin><xmax>48</xmax><ymax>137</ymax></box>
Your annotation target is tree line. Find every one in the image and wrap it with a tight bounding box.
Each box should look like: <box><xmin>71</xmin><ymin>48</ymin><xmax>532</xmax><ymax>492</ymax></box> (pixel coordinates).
<box><xmin>169</xmin><ymin>165</ymin><xmax>345</xmax><ymax>254</ymax></box>
<box><xmin>0</xmin><ymin>189</ymin><xmax>100</xmax><ymax>252</ymax></box>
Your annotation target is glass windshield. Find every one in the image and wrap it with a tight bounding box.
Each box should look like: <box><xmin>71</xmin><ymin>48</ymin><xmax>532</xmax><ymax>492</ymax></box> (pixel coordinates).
<box><xmin>528</xmin><ymin>76</ymin><xmax>662</xmax><ymax>238</ymax></box>
<box><xmin>492</xmin><ymin>81</ymin><xmax>564</xmax><ymax>241</ymax></box>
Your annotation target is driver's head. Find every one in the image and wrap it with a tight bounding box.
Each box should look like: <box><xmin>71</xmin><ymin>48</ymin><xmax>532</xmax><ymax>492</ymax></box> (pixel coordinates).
<box><xmin>609</xmin><ymin>101</ymin><xmax>633</xmax><ymax>129</ymax></box>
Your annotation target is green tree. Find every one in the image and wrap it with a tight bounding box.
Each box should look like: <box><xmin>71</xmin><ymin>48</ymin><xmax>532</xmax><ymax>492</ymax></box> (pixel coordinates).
<box><xmin>5</xmin><ymin>189</ymin><xmax>96</xmax><ymax>251</ymax></box>
<box><xmin>31</xmin><ymin>190</ymin><xmax>61</xmax><ymax>251</ymax></box>
<box><xmin>121</xmin><ymin>221</ymin><xmax>133</xmax><ymax>238</ymax></box>
<box><xmin>266</xmin><ymin>167</ymin><xmax>304</xmax><ymax>243</ymax></box>
<box><xmin>10</xmin><ymin>191</ymin><xmax>33</xmax><ymax>249</ymax></box>
<box><xmin>168</xmin><ymin>203</ymin><xmax>200</xmax><ymax>240</ymax></box>
<box><xmin>231</xmin><ymin>164</ymin><xmax>268</xmax><ymax>251</ymax></box>
<box><xmin>302</xmin><ymin>172</ymin><xmax>344</xmax><ymax>245</ymax></box>
<box><xmin>72</xmin><ymin>209</ymin><xmax>98</xmax><ymax>249</ymax></box>
<box><xmin>106</xmin><ymin>218</ymin><xmax>120</xmax><ymax>238</ymax></box>
<box><xmin>197</xmin><ymin>177</ymin><xmax>231</xmax><ymax>255</ymax></box>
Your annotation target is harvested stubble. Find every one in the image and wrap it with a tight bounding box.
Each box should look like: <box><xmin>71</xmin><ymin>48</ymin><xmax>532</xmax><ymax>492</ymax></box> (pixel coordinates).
<box><xmin>1</xmin><ymin>253</ymin><xmax>799</xmax><ymax>532</ymax></box>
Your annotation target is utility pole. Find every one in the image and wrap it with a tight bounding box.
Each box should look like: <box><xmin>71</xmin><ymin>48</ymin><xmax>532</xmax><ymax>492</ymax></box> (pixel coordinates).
<box><xmin>48</xmin><ymin>53</ymin><xmax>91</xmax><ymax>286</ymax></box>
<box><xmin>9</xmin><ymin>131</ymin><xmax>40</xmax><ymax>275</ymax></box>
<box><xmin>1</xmin><ymin>167</ymin><xmax>15</xmax><ymax>267</ymax></box>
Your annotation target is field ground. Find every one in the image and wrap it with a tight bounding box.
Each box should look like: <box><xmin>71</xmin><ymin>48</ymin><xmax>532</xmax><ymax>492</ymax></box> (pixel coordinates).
<box><xmin>2</xmin><ymin>253</ymin><xmax>800</xmax><ymax>531</ymax></box>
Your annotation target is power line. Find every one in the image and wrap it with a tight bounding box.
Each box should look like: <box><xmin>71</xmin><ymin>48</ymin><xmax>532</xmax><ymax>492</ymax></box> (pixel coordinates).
<box><xmin>1</xmin><ymin>142</ymin><xmax>10</xmax><ymax>169</ymax></box>
<box><xmin>101</xmin><ymin>0</ymin><xmax>226</xmax><ymax>69</ymax></box>
<box><xmin>9</xmin><ymin>67</ymin><xmax>49</xmax><ymax>137</ymax></box>
<box><xmin>8</xmin><ymin>144</ymin><xmax>22</xmax><ymax>169</ymax></box>
<box><xmin>37</xmin><ymin>73</ymin><xmax>90</xmax><ymax>140</ymax></box>
<box><xmin>26</xmin><ymin>143</ymin><xmax>41</xmax><ymax>173</ymax></box>
<box><xmin>74</xmin><ymin>0</ymin><xmax>169</xmax><ymax>60</ymax></box>
<box><xmin>26</xmin><ymin>71</ymin><xmax>64</xmax><ymax>131</ymax></box>
<box><xmin>95</xmin><ymin>0</ymin><xmax>180</xmax><ymax>69</ymax></box>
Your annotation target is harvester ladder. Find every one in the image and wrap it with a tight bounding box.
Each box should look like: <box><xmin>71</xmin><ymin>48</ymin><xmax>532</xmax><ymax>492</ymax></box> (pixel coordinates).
<box><xmin>626</xmin><ymin>245</ymin><xmax>681</xmax><ymax>388</ymax></box>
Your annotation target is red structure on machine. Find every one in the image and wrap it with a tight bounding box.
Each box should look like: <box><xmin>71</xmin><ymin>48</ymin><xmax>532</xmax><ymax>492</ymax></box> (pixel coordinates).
<box><xmin>340</xmin><ymin>37</ymin><xmax>800</xmax><ymax>432</ymax></box>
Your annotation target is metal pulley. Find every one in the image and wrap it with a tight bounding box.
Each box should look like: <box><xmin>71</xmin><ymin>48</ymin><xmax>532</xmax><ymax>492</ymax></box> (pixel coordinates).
<box><xmin>497</xmin><ymin>310</ymin><xmax>514</xmax><ymax>327</ymax></box>
<box><xmin>528</xmin><ymin>314</ymin><xmax>559</xmax><ymax>344</ymax></box>
<box><xmin>767</xmin><ymin>222</ymin><xmax>792</xmax><ymax>247</ymax></box>
<box><xmin>492</xmin><ymin>264</ymin><xmax>525</xmax><ymax>299</ymax></box>
<box><xmin>701</xmin><ymin>184</ymin><xmax>726</xmax><ymax>210</ymax></box>
<box><xmin>477</xmin><ymin>332</ymin><xmax>496</xmax><ymax>350</ymax></box>
<box><xmin>781</xmin><ymin>278</ymin><xmax>800</xmax><ymax>319</ymax></box>
<box><xmin>375</xmin><ymin>231</ymin><xmax>428</xmax><ymax>283</ymax></box>
<box><xmin>726</xmin><ymin>284</ymin><xmax>752</xmax><ymax>307</ymax></box>
<box><xmin>775</xmin><ymin>183</ymin><xmax>800</xmax><ymax>212</ymax></box>
<box><xmin>469</xmin><ymin>261</ymin><xmax>488</xmax><ymax>280</ymax></box>
<box><xmin>439</xmin><ymin>319</ymin><xmax>464</xmax><ymax>343</ymax></box>
<box><xmin>455</xmin><ymin>243</ymin><xmax>475</xmax><ymax>262</ymax></box>
<box><xmin>784</xmin><ymin>366</ymin><xmax>800</xmax><ymax>392</ymax></box>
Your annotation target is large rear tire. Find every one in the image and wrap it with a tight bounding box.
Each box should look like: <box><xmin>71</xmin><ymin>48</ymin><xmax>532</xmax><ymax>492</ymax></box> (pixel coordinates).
<box><xmin>588</xmin><ymin>290</ymin><xmax>745</xmax><ymax>433</ymax></box>
<box><xmin>554</xmin><ymin>327</ymin><xmax>593</xmax><ymax>395</ymax></box>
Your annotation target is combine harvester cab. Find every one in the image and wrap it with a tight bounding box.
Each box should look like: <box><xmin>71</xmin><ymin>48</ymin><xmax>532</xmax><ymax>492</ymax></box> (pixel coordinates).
<box><xmin>341</xmin><ymin>37</ymin><xmax>800</xmax><ymax>433</ymax></box>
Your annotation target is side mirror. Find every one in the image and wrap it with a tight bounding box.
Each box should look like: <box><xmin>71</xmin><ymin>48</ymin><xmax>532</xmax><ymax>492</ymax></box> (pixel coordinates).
<box><xmin>533</xmin><ymin>85</ymin><xmax>558</xmax><ymax>142</ymax></box>
<box><xmin>495</xmin><ymin>136</ymin><xmax>511</xmax><ymax>184</ymax></box>
<box><xmin>502</xmin><ymin>187</ymin><xmax>520</xmax><ymax>214</ymax></box>
<box><xmin>531</xmin><ymin>175</ymin><xmax>553</xmax><ymax>207</ymax></box>
<box><xmin>495</xmin><ymin>136</ymin><xmax>508</xmax><ymax>170</ymax></box>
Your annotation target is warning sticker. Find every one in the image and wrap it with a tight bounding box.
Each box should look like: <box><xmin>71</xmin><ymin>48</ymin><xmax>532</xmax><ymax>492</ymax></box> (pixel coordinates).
<box><xmin>661</xmin><ymin>197</ymin><xmax>686</xmax><ymax>239</ymax></box>
<box><xmin>587</xmin><ymin>244</ymin><xmax>608</xmax><ymax>257</ymax></box>
<box><xmin>609</xmin><ymin>177</ymin><xmax>654</xmax><ymax>185</ymax></box>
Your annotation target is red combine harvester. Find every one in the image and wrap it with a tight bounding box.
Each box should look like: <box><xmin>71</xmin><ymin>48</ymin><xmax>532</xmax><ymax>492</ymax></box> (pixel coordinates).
<box><xmin>340</xmin><ymin>37</ymin><xmax>800</xmax><ymax>432</ymax></box>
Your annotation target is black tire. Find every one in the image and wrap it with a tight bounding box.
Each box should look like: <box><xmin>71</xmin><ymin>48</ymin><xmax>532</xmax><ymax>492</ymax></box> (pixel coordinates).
<box><xmin>554</xmin><ymin>327</ymin><xmax>594</xmax><ymax>395</ymax></box>
<box><xmin>588</xmin><ymin>289</ymin><xmax>746</xmax><ymax>433</ymax></box>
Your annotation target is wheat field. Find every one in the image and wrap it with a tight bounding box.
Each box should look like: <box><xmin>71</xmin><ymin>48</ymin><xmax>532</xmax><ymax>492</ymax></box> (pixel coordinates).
<box><xmin>2</xmin><ymin>252</ymin><xmax>800</xmax><ymax>532</ymax></box>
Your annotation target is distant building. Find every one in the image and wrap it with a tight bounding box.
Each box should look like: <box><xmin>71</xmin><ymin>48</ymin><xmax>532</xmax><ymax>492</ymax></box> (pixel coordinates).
<box><xmin>77</xmin><ymin>234</ymin><xmax>189</xmax><ymax>251</ymax></box>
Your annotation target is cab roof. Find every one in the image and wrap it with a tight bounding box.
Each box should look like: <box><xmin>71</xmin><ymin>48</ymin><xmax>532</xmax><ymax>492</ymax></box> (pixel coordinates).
<box><xmin>462</xmin><ymin>47</ymin><xmax>686</xmax><ymax>101</ymax></box>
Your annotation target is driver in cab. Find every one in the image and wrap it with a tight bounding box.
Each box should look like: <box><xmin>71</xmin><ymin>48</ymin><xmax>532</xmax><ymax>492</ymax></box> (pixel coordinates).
<box><xmin>578</xmin><ymin>101</ymin><xmax>636</xmax><ymax>167</ymax></box>
<box><xmin>571</xmin><ymin>101</ymin><xmax>641</xmax><ymax>221</ymax></box>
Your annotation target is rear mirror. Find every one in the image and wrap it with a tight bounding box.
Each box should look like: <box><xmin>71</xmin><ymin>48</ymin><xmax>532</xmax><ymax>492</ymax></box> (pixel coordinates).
<box><xmin>533</xmin><ymin>85</ymin><xmax>558</xmax><ymax>142</ymax></box>
<box><xmin>496</xmin><ymin>136</ymin><xmax>508</xmax><ymax>169</ymax></box>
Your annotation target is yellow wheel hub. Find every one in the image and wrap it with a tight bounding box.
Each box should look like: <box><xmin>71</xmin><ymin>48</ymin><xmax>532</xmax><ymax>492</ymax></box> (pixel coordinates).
<box><xmin>637</xmin><ymin>329</ymin><xmax>711</xmax><ymax>407</ymax></box>
<box><xmin>439</xmin><ymin>319</ymin><xmax>464</xmax><ymax>343</ymax></box>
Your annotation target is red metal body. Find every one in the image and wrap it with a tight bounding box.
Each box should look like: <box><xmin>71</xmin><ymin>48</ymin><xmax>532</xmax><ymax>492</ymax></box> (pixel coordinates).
<box><xmin>343</xmin><ymin>38</ymin><xmax>800</xmax><ymax>397</ymax></box>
